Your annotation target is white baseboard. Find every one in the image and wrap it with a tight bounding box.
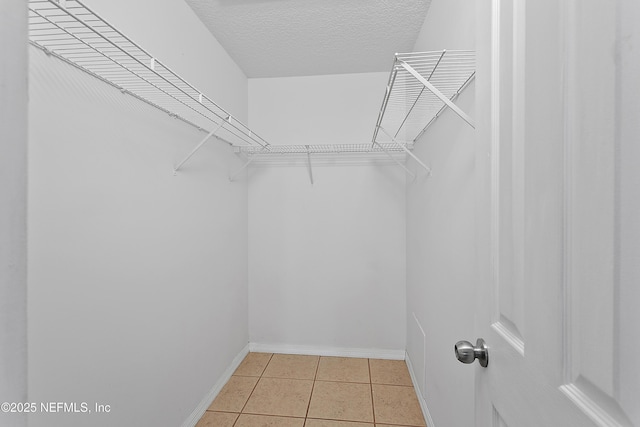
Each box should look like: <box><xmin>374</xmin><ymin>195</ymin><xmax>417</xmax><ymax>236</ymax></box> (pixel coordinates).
<box><xmin>249</xmin><ymin>342</ymin><xmax>405</xmax><ymax>360</ymax></box>
<box><xmin>180</xmin><ymin>343</ymin><xmax>250</xmax><ymax>427</ymax></box>
<box><xmin>406</xmin><ymin>350</ymin><xmax>436</xmax><ymax>427</ymax></box>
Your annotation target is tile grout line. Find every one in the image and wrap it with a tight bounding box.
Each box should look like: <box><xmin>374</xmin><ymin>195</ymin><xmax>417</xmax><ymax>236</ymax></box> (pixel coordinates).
<box><xmin>232</xmin><ymin>353</ymin><xmax>274</xmax><ymax>427</ymax></box>
<box><xmin>313</xmin><ymin>379</ymin><xmax>372</xmax><ymax>385</ymax></box>
<box><xmin>304</xmin><ymin>355</ymin><xmax>322</xmax><ymax>422</ymax></box>
<box><xmin>368</xmin><ymin>358</ymin><xmax>376</xmax><ymax>425</ymax></box>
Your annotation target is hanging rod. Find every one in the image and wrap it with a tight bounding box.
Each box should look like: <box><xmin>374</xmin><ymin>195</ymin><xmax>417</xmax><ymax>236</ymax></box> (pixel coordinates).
<box><xmin>28</xmin><ymin>0</ymin><xmax>270</xmax><ymax>151</ymax></box>
<box><xmin>372</xmin><ymin>50</ymin><xmax>476</xmax><ymax>145</ymax></box>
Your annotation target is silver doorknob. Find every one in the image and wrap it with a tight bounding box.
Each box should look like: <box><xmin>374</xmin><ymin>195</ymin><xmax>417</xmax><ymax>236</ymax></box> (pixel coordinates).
<box><xmin>455</xmin><ymin>338</ymin><xmax>489</xmax><ymax>367</ymax></box>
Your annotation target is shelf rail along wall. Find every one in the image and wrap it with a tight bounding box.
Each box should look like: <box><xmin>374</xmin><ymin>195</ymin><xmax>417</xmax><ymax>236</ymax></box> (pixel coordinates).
<box><xmin>28</xmin><ymin>0</ymin><xmax>270</xmax><ymax>174</ymax></box>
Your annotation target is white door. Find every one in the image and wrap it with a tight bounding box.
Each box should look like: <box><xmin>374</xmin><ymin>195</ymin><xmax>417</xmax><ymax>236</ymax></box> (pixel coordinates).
<box><xmin>473</xmin><ymin>0</ymin><xmax>640</xmax><ymax>426</ymax></box>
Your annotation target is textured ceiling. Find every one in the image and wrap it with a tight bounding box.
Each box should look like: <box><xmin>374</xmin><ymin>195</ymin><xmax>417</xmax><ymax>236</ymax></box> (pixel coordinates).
<box><xmin>184</xmin><ymin>0</ymin><xmax>432</xmax><ymax>78</ymax></box>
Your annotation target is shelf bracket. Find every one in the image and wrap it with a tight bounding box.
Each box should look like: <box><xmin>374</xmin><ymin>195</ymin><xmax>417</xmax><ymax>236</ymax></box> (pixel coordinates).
<box><xmin>378</xmin><ymin>127</ymin><xmax>431</xmax><ymax>176</ymax></box>
<box><xmin>398</xmin><ymin>60</ymin><xmax>475</xmax><ymax>129</ymax></box>
<box><xmin>306</xmin><ymin>145</ymin><xmax>314</xmax><ymax>185</ymax></box>
<box><xmin>173</xmin><ymin>118</ymin><xmax>229</xmax><ymax>174</ymax></box>
<box><xmin>415</xmin><ymin>72</ymin><xmax>476</xmax><ymax>141</ymax></box>
<box><xmin>228</xmin><ymin>147</ymin><xmax>268</xmax><ymax>182</ymax></box>
<box><xmin>373</xmin><ymin>142</ymin><xmax>416</xmax><ymax>179</ymax></box>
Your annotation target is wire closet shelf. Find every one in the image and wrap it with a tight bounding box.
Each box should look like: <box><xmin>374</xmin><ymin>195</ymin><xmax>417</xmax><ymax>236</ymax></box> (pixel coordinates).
<box><xmin>28</xmin><ymin>0</ymin><xmax>475</xmax><ymax>170</ymax></box>
<box><xmin>28</xmin><ymin>0</ymin><xmax>269</xmax><ymax>150</ymax></box>
<box><xmin>240</xmin><ymin>143</ymin><xmax>411</xmax><ymax>156</ymax></box>
<box><xmin>372</xmin><ymin>50</ymin><xmax>476</xmax><ymax>146</ymax></box>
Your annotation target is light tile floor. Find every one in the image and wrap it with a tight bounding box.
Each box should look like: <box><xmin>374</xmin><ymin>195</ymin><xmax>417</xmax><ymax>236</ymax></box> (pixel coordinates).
<box><xmin>196</xmin><ymin>353</ymin><xmax>427</xmax><ymax>427</ymax></box>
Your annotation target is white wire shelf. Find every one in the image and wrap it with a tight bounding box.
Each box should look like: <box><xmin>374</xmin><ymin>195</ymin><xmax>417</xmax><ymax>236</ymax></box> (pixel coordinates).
<box><xmin>28</xmin><ymin>0</ymin><xmax>269</xmax><ymax>149</ymax></box>
<box><xmin>373</xmin><ymin>50</ymin><xmax>475</xmax><ymax>145</ymax></box>
<box><xmin>233</xmin><ymin>143</ymin><xmax>418</xmax><ymax>183</ymax></box>
<box><xmin>239</xmin><ymin>143</ymin><xmax>411</xmax><ymax>156</ymax></box>
<box><xmin>232</xmin><ymin>143</ymin><xmax>415</xmax><ymax>183</ymax></box>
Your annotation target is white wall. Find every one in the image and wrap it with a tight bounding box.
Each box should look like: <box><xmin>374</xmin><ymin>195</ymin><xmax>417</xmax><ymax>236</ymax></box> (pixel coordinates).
<box><xmin>406</xmin><ymin>0</ymin><xmax>476</xmax><ymax>426</ymax></box>
<box><xmin>27</xmin><ymin>1</ymin><xmax>249</xmax><ymax>426</ymax></box>
<box><xmin>249</xmin><ymin>73</ymin><xmax>387</xmax><ymax>145</ymax></box>
<box><xmin>248</xmin><ymin>73</ymin><xmax>407</xmax><ymax>355</ymax></box>
<box><xmin>0</xmin><ymin>1</ymin><xmax>28</xmax><ymax>426</ymax></box>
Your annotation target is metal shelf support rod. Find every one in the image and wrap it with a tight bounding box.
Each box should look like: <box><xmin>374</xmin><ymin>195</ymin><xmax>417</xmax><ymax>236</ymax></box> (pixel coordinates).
<box><xmin>306</xmin><ymin>145</ymin><xmax>314</xmax><ymax>185</ymax></box>
<box><xmin>174</xmin><ymin>118</ymin><xmax>227</xmax><ymax>174</ymax></box>
<box><xmin>378</xmin><ymin>127</ymin><xmax>431</xmax><ymax>175</ymax></box>
<box><xmin>373</xmin><ymin>141</ymin><xmax>416</xmax><ymax>179</ymax></box>
<box><xmin>399</xmin><ymin>60</ymin><xmax>475</xmax><ymax>129</ymax></box>
<box><xmin>229</xmin><ymin>147</ymin><xmax>267</xmax><ymax>181</ymax></box>
<box><xmin>414</xmin><ymin>71</ymin><xmax>476</xmax><ymax>142</ymax></box>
